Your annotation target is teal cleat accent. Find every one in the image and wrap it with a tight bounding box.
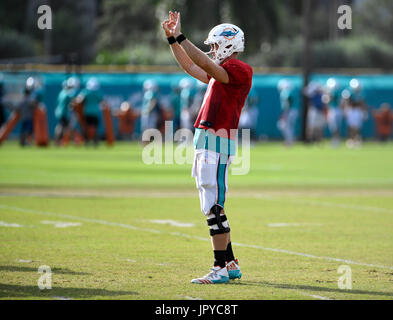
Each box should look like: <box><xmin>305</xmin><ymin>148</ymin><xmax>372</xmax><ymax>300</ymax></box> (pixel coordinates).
<box><xmin>211</xmin><ymin>275</ymin><xmax>230</xmax><ymax>284</ymax></box>
<box><xmin>226</xmin><ymin>259</ymin><xmax>242</xmax><ymax>280</ymax></box>
<box><xmin>228</xmin><ymin>269</ymin><xmax>242</xmax><ymax>280</ymax></box>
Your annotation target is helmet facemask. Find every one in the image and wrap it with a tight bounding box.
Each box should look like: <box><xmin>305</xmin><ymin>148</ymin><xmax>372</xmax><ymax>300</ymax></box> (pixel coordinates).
<box><xmin>205</xmin><ymin>43</ymin><xmax>236</xmax><ymax>64</ymax></box>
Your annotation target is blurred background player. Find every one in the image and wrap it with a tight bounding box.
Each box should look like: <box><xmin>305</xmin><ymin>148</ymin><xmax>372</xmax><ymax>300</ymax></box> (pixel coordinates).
<box><xmin>115</xmin><ymin>101</ymin><xmax>140</xmax><ymax>140</ymax></box>
<box><xmin>342</xmin><ymin>78</ymin><xmax>368</xmax><ymax>148</ymax></box>
<box><xmin>66</xmin><ymin>77</ymin><xmax>82</xmax><ymax>144</ymax></box>
<box><xmin>0</xmin><ymin>74</ymin><xmax>5</xmax><ymax>128</ymax></box>
<box><xmin>169</xmin><ymin>82</ymin><xmax>182</xmax><ymax>132</ymax></box>
<box><xmin>31</xmin><ymin>77</ymin><xmax>45</xmax><ymax>106</ymax></box>
<box><xmin>178</xmin><ymin>77</ymin><xmax>195</xmax><ymax>130</ymax></box>
<box><xmin>76</xmin><ymin>77</ymin><xmax>103</xmax><ymax>146</ymax></box>
<box><xmin>239</xmin><ymin>86</ymin><xmax>259</xmax><ymax>141</ymax></box>
<box><xmin>277</xmin><ymin>79</ymin><xmax>298</xmax><ymax>146</ymax></box>
<box><xmin>16</xmin><ymin>77</ymin><xmax>39</xmax><ymax>146</ymax></box>
<box><xmin>325</xmin><ymin>78</ymin><xmax>343</xmax><ymax>146</ymax></box>
<box><xmin>141</xmin><ymin>79</ymin><xmax>161</xmax><ymax>136</ymax></box>
<box><xmin>305</xmin><ymin>81</ymin><xmax>326</xmax><ymax>143</ymax></box>
<box><xmin>54</xmin><ymin>78</ymin><xmax>78</xmax><ymax>145</ymax></box>
<box><xmin>373</xmin><ymin>103</ymin><xmax>393</xmax><ymax>142</ymax></box>
<box><xmin>188</xmin><ymin>80</ymin><xmax>207</xmax><ymax>131</ymax></box>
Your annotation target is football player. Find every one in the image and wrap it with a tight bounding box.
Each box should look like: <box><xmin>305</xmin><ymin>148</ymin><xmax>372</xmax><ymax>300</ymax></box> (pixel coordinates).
<box><xmin>162</xmin><ymin>11</ymin><xmax>253</xmax><ymax>284</ymax></box>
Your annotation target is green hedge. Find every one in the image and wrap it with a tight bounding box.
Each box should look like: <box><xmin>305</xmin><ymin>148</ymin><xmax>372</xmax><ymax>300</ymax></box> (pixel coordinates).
<box><xmin>262</xmin><ymin>36</ymin><xmax>393</xmax><ymax>69</ymax></box>
<box><xmin>0</xmin><ymin>29</ymin><xmax>35</xmax><ymax>60</ymax></box>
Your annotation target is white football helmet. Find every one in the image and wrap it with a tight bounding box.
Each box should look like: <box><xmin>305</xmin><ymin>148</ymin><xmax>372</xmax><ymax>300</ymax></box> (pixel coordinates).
<box><xmin>204</xmin><ymin>23</ymin><xmax>245</xmax><ymax>64</ymax></box>
<box><xmin>26</xmin><ymin>77</ymin><xmax>37</xmax><ymax>91</ymax></box>
<box><xmin>278</xmin><ymin>79</ymin><xmax>292</xmax><ymax>92</ymax></box>
<box><xmin>349</xmin><ymin>78</ymin><xmax>361</xmax><ymax>91</ymax></box>
<box><xmin>67</xmin><ymin>77</ymin><xmax>81</xmax><ymax>90</ymax></box>
<box><xmin>326</xmin><ymin>78</ymin><xmax>338</xmax><ymax>90</ymax></box>
<box><xmin>86</xmin><ymin>77</ymin><xmax>100</xmax><ymax>91</ymax></box>
<box><xmin>143</xmin><ymin>79</ymin><xmax>158</xmax><ymax>92</ymax></box>
<box><xmin>179</xmin><ymin>77</ymin><xmax>194</xmax><ymax>89</ymax></box>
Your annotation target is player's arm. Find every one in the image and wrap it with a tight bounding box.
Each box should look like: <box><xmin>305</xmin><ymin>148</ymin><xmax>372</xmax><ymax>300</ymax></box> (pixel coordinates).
<box><xmin>170</xmin><ymin>43</ymin><xmax>209</xmax><ymax>84</ymax></box>
<box><xmin>162</xmin><ymin>19</ymin><xmax>209</xmax><ymax>84</ymax></box>
<box><xmin>75</xmin><ymin>93</ymin><xmax>85</xmax><ymax>105</ymax></box>
<box><xmin>171</xmin><ymin>12</ymin><xmax>229</xmax><ymax>84</ymax></box>
<box><xmin>180</xmin><ymin>40</ymin><xmax>229</xmax><ymax>84</ymax></box>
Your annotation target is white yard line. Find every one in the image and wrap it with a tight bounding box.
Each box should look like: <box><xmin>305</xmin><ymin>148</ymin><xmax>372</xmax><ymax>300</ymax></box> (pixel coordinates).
<box><xmin>0</xmin><ymin>221</ymin><xmax>23</xmax><ymax>227</ymax></box>
<box><xmin>41</xmin><ymin>220</ymin><xmax>82</xmax><ymax>228</ymax></box>
<box><xmin>258</xmin><ymin>196</ymin><xmax>393</xmax><ymax>215</ymax></box>
<box><xmin>298</xmin><ymin>292</ymin><xmax>332</xmax><ymax>300</ymax></box>
<box><xmin>231</xmin><ymin>241</ymin><xmax>393</xmax><ymax>270</ymax></box>
<box><xmin>147</xmin><ymin>219</ymin><xmax>195</xmax><ymax>228</ymax></box>
<box><xmin>1</xmin><ymin>204</ymin><xmax>392</xmax><ymax>271</ymax></box>
<box><xmin>52</xmin><ymin>296</ymin><xmax>73</xmax><ymax>300</ymax></box>
<box><xmin>3</xmin><ymin>190</ymin><xmax>393</xmax><ymax>215</ymax></box>
<box><xmin>182</xmin><ymin>296</ymin><xmax>203</xmax><ymax>300</ymax></box>
<box><xmin>267</xmin><ymin>223</ymin><xmax>323</xmax><ymax>227</ymax></box>
<box><xmin>294</xmin><ymin>199</ymin><xmax>393</xmax><ymax>215</ymax></box>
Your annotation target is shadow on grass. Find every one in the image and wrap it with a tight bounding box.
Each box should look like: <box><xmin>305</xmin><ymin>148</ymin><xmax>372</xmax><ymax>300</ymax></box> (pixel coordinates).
<box><xmin>0</xmin><ymin>266</ymin><xmax>90</xmax><ymax>275</ymax></box>
<box><xmin>232</xmin><ymin>280</ymin><xmax>393</xmax><ymax>298</ymax></box>
<box><xmin>0</xmin><ymin>283</ymin><xmax>138</xmax><ymax>299</ymax></box>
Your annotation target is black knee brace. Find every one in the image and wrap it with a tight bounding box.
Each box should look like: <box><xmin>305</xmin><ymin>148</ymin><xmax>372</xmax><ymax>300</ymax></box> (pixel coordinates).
<box><xmin>207</xmin><ymin>205</ymin><xmax>231</xmax><ymax>236</ymax></box>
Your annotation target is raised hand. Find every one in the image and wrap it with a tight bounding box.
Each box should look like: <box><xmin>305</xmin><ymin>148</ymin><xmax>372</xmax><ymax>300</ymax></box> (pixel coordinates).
<box><xmin>162</xmin><ymin>11</ymin><xmax>182</xmax><ymax>38</ymax></box>
<box><xmin>162</xmin><ymin>19</ymin><xmax>175</xmax><ymax>37</ymax></box>
<box><xmin>169</xmin><ymin>11</ymin><xmax>182</xmax><ymax>38</ymax></box>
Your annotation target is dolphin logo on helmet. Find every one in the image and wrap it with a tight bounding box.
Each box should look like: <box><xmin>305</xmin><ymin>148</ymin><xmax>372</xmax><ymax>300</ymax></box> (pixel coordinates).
<box><xmin>204</xmin><ymin>23</ymin><xmax>245</xmax><ymax>64</ymax></box>
<box><xmin>219</xmin><ymin>29</ymin><xmax>239</xmax><ymax>40</ymax></box>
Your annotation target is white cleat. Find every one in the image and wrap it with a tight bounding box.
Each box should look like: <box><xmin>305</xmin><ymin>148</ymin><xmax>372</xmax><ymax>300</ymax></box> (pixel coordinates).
<box><xmin>191</xmin><ymin>266</ymin><xmax>229</xmax><ymax>284</ymax></box>
<box><xmin>226</xmin><ymin>259</ymin><xmax>242</xmax><ymax>280</ymax></box>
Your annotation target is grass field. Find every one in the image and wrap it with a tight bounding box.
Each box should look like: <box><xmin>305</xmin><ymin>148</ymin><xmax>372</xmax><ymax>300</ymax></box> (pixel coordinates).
<box><xmin>0</xmin><ymin>141</ymin><xmax>393</xmax><ymax>300</ymax></box>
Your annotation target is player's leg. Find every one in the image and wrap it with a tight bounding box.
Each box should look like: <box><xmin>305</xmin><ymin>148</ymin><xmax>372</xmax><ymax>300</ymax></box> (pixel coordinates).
<box><xmin>210</xmin><ymin>156</ymin><xmax>241</xmax><ymax>279</ymax></box>
<box><xmin>306</xmin><ymin>107</ymin><xmax>315</xmax><ymax>142</ymax></box>
<box><xmin>54</xmin><ymin>117</ymin><xmax>66</xmax><ymax>145</ymax></box>
<box><xmin>19</xmin><ymin>119</ymin><xmax>33</xmax><ymax>147</ymax></box>
<box><xmin>191</xmin><ymin>203</ymin><xmax>230</xmax><ymax>284</ymax></box>
<box><xmin>191</xmin><ymin>151</ymin><xmax>240</xmax><ymax>284</ymax></box>
<box><xmin>208</xmin><ymin>204</ymin><xmax>230</xmax><ymax>267</ymax></box>
<box><xmin>210</xmin><ymin>154</ymin><xmax>232</xmax><ymax>265</ymax></box>
<box><xmin>92</xmin><ymin>116</ymin><xmax>99</xmax><ymax>146</ymax></box>
<box><xmin>354</xmin><ymin>126</ymin><xmax>362</xmax><ymax>147</ymax></box>
<box><xmin>190</xmin><ymin>204</ymin><xmax>230</xmax><ymax>284</ymax></box>
<box><xmin>346</xmin><ymin>126</ymin><xmax>356</xmax><ymax>148</ymax></box>
<box><xmin>62</xmin><ymin>117</ymin><xmax>71</xmax><ymax>146</ymax></box>
<box><xmin>211</xmin><ymin>227</ymin><xmax>241</xmax><ymax>280</ymax></box>
<box><xmin>84</xmin><ymin>116</ymin><xmax>91</xmax><ymax>144</ymax></box>
<box><xmin>191</xmin><ymin>151</ymin><xmax>226</xmax><ymax>284</ymax></box>
<box><xmin>287</xmin><ymin>108</ymin><xmax>298</xmax><ymax>146</ymax></box>
<box><xmin>19</xmin><ymin>120</ymin><xmax>27</xmax><ymax>146</ymax></box>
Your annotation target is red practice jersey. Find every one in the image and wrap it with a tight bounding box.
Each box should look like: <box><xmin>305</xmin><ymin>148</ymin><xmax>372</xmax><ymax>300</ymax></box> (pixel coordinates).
<box><xmin>194</xmin><ymin>58</ymin><xmax>253</xmax><ymax>139</ymax></box>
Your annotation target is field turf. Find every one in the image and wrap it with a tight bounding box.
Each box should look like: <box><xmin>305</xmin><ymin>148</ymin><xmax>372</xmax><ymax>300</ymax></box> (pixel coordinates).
<box><xmin>0</xmin><ymin>141</ymin><xmax>392</xmax><ymax>300</ymax></box>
